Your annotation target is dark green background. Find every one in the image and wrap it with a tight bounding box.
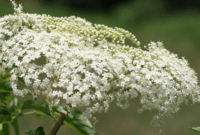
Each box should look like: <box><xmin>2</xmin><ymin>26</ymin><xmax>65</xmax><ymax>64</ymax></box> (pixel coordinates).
<box><xmin>0</xmin><ymin>0</ymin><xmax>200</xmax><ymax>135</ymax></box>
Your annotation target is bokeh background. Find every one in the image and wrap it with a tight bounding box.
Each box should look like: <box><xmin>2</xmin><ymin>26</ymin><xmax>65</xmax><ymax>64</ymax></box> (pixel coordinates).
<box><xmin>0</xmin><ymin>0</ymin><xmax>200</xmax><ymax>135</ymax></box>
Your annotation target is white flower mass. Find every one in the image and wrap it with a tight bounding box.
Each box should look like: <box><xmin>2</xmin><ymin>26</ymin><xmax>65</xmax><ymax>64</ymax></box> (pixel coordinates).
<box><xmin>0</xmin><ymin>0</ymin><xmax>200</xmax><ymax>133</ymax></box>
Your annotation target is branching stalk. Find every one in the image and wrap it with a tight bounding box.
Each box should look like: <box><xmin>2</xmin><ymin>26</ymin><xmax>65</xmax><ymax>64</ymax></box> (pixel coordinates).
<box><xmin>49</xmin><ymin>113</ymin><xmax>67</xmax><ymax>135</ymax></box>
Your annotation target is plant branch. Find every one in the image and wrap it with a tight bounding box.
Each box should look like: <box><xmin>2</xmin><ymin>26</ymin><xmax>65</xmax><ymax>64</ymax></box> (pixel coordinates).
<box><xmin>11</xmin><ymin>110</ymin><xmax>37</xmax><ymax>120</ymax></box>
<box><xmin>49</xmin><ymin>113</ymin><xmax>67</xmax><ymax>135</ymax></box>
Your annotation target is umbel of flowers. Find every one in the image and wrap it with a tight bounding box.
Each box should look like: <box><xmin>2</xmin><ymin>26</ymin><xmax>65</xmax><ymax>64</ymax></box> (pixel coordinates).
<box><xmin>0</xmin><ymin>0</ymin><xmax>200</xmax><ymax>134</ymax></box>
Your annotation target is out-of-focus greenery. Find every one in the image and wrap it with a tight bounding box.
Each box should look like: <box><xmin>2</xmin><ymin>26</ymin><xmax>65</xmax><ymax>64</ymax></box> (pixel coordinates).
<box><xmin>1</xmin><ymin>0</ymin><xmax>200</xmax><ymax>135</ymax></box>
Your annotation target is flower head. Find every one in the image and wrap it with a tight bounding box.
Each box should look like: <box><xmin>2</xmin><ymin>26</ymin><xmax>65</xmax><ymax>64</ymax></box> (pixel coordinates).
<box><xmin>0</xmin><ymin>0</ymin><xmax>200</xmax><ymax>134</ymax></box>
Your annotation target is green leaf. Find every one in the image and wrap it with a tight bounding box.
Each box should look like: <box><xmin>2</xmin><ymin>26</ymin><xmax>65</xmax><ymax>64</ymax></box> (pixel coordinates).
<box><xmin>22</xmin><ymin>100</ymin><xmax>98</xmax><ymax>135</ymax></box>
<box><xmin>0</xmin><ymin>123</ymin><xmax>2</xmax><ymax>131</ymax></box>
<box><xmin>0</xmin><ymin>81</ymin><xmax>12</xmax><ymax>92</ymax></box>
<box><xmin>25</xmin><ymin>89</ymin><xmax>33</xmax><ymax>96</ymax></box>
<box><xmin>9</xmin><ymin>97</ymin><xmax>18</xmax><ymax>113</ymax></box>
<box><xmin>16</xmin><ymin>81</ymin><xmax>27</xmax><ymax>90</ymax></box>
<box><xmin>52</xmin><ymin>105</ymin><xmax>97</xmax><ymax>135</ymax></box>
<box><xmin>25</xmin><ymin>126</ymin><xmax>45</xmax><ymax>135</ymax></box>
<box><xmin>35</xmin><ymin>112</ymin><xmax>41</xmax><ymax>120</ymax></box>
<box><xmin>0</xmin><ymin>73</ymin><xmax>11</xmax><ymax>83</ymax></box>
<box><xmin>0</xmin><ymin>72</ymin><xmax>12</xmax><ymax>94</ymax></box>
<box><xmin>0</xmin><ymin>92</ymin><xmax>10</xmax><ymax>105</ymax></box>
<box><xmin>0</xmin><ymin>106</ymin><xmax>12</xmax><ymax>124</ymax></box>
<box><xmin>4</xmin><ymin>96</ymin><xmax>12</xmax><ymax>104</ymax></box>
<box><xmin>21</xmin><ymin>100</ymin><xmax>52</xmax><ymax>117</ymax></box>
<box><xmin>189</xmin><ymin>126</ymin><xmax>200</xmax><ymax>132</ymax></box>
<box><xmin>16</xmin><ymin>83</ymin><xmax>26</xmax><ymax>90</ymax></box>
<box><xmin>25</xmin><ymin>129</ymin><xmax>36</xmax><ymax>135</ymax></box>
<box><xmin>0</xmin><ymin>79</ymin><xmax>13</xmax><ymax>106</ymax></box>
<box><xmin>66</xmin><ymin>108</ymin><xmax>97</xmax><ymax>135</ymax></box>
<box><xmin>2</xmin><ymin>123</ymin><xmax>10</xmax><ymax>135</ymax></box>
<box><xmin>10</xmin><ymin>118</ymin><xmax>19</xmax><ymax>135</ymax></box>
<box><xmin>35</xmin><ymin>126</ymin><xmax>45</xmax><ymax>135</ymax></box>
<box><xmin>17</xmin><ymin>76</ymin><xmax>25</xmax><ymax>84</ymax></box>
<box><xmin>0</xmin><ymin>73</ymin><xmax>27</xmax><ymax>92</ymax></box>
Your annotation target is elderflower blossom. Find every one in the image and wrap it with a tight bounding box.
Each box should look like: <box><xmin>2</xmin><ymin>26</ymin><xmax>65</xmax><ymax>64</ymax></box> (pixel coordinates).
<box><xmin>0</xmin><ymin>0</ymin><xmax>200</xmax><ymax>134</ymax></box>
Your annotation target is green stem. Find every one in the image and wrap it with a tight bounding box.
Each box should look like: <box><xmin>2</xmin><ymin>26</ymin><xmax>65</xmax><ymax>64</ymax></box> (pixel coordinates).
<box><xmin>11</xmin><ymin>110</ymin><xmax>37</xmax><ymax>120</ymax></box>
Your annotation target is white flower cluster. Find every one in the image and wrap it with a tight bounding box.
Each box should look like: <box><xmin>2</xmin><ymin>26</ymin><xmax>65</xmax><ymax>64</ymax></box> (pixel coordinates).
<box><xmin>0</xmin><ymin>0</ymin><xmax>200</xmax><ymax>133</ymax></box>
